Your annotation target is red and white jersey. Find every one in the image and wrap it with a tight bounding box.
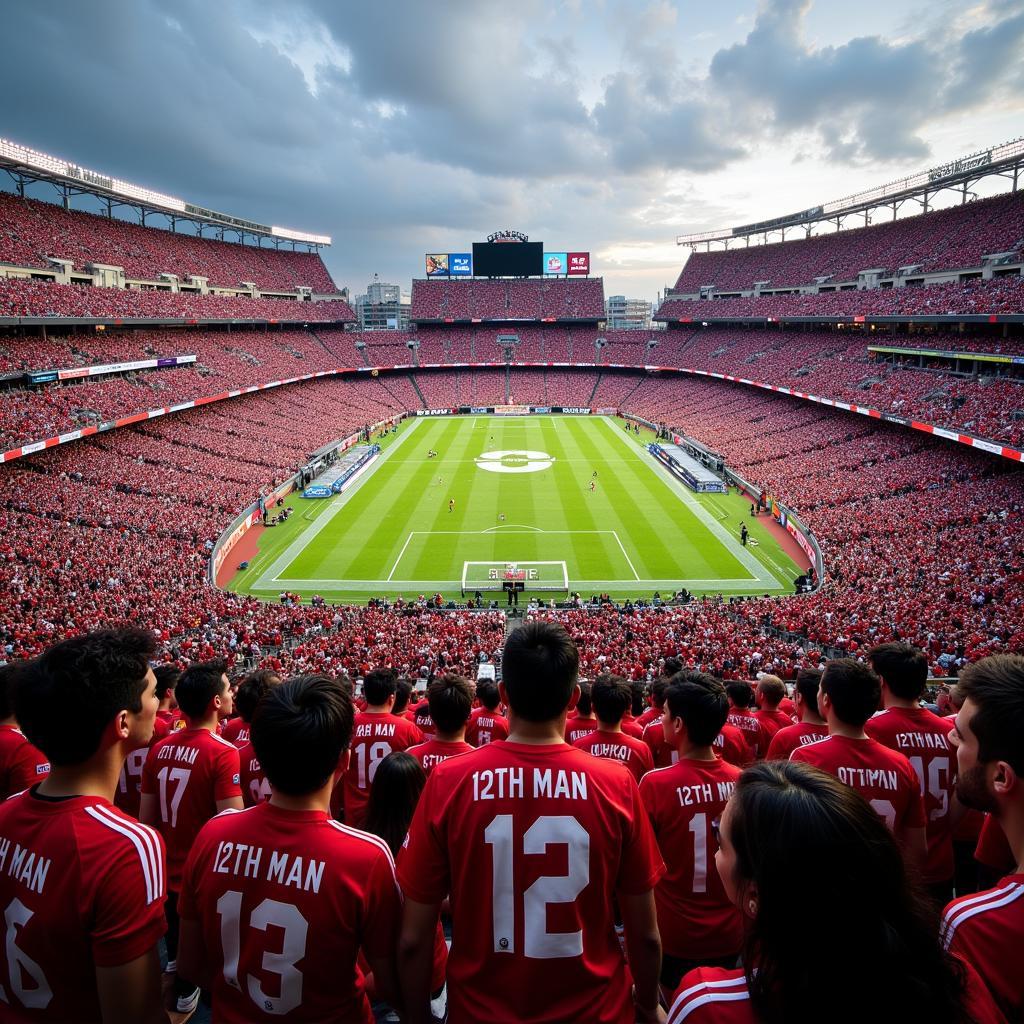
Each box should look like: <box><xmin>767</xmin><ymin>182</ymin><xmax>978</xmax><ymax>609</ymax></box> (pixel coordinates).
<box><xmin>141</xmin><ymin>727</ymin><xmax>242</xmax><ymax>891</ymax></box>
<box><xmin>975</xmin><ymin>815</ymin><xmax>1016</xmax><ymax>875</ymax></box>
<box><xmin>942</xmin><ymin>873</ymin><xmax>1024</xmax><ymax>1021</ymax></box>
<box><xmin>668</xmin><ymin>968</ymin><xmax>754</xmax><ymax>1024</ymax></box>
<box><xmin>221</xmin><ymin>718</ymin><xmax>252</xmax><ymax>749</ymax></box>
<box><xmin>620</xmin><ymin>716</ymin><xmax>644</xmax><ymax>741</ymax></box>
<box><xmin>0</xmin><ymin>725</ymin><xmax>49</xmax><ymax>801</ymax></box>
<box><xmin>408</xmin><ymin>738</ymin><xmax>474</xmax><ymax>776</ymax></box>
<box><xmin>398</xmin><ymin>741</ymin><xmax>665</xmax><ymax>1024</ymax></box>
<box><xmin>466</xmin><ymin>709</ymin><xmax>509</xmax><ymax>747</ymax></box>
<box><xmin>640</xmin><ymin>757</ymin><xmax>742</xmax><ymax>960</ymax></box>
<box><xmin>238</xmin><ymin>742</ymin><xmax>271</xmax><ymax>807</ymax></box>
<box><xmin>712</xmin><ymin>725</ymin><xmax>750</xmax><ymax>769</ymax></box>
<box><xmin>643</xmin><ymin>719</ymin><xmax>675</xmax><ymax>769</ymax></box>
<box><xmin>764</xmin><ymin>722</ymin><xmax>828</xmax><ymax>762</ymax></box>
<box><xmin>790</xmin><ymin>735</ymin><xmax>926</xmax><ymax>837</ymax></box>
<box><xmin>573</xmin><ymin>728</ymin><xmax>654</xmax><ymax>783</ymax></box>
<box><xmin>0</xmin><ymin>790</ymin><xmax>166</xmax><ymax>1023</ymax></box>
<box><xmin>866</xmin><ymin>706</ymin><xmax>955</xmax><ymax>882</ymax></box>
<box><xmin>753</xmin><ymin>708</ymin><xmax>791</xmax><ymax>744</ymax></box>
<box><xmin>563</xmin><ymin>716</ymin><xmax>599</xmax><ymax>745</ymax></box>
<box><xmin>726</xmin><ymin>709</ymin><xmax>765</xmax><ymax>760</ymax></box>
<box><xmin>179</xmin><ymin>802</ymin><xmax>400</xmax><ymax>1023</ymax></box>
<box><xmin>668</xmin><ymin>960</ymin><xmax>1005</xmax><ymax>1024</ymax></box>
<box><xmin>156</xmin><ymin>709</ymin><xmax>182</xmax><ymax>734</ymax></box>
<box><xmin>343</xmin><ymin>712</ymin><xmax>422</xmax><ymax>827</ymax></box>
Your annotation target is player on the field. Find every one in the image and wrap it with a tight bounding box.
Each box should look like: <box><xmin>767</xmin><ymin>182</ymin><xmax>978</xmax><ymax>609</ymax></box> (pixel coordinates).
<box><xmin>573</xmin><ymin>673</ymin><xmax>654</xmax><ymax>782</ymax></box>
<box><xmin>0</xmin><ymin>629</ymin><xmax>167</xmax><ymax>1023</ymax></box>
<box><xmin>790</xmin><ymin>658</ymin><xmax>926</xmax><ymax>865</ymax></box>
<box><xmin>764</xmin><ymin>668</ymin><xmax>828</xmax><ymax>760</ymax></box>
<box><xmin>398</xmin><ymin>621</ymin><xmax>665</xmax><ymax>1024</ymax></box>
<box><xmin>865</xmin><ymin>642</ymin><xmax>957</xmax><ymax>901</ymax></box>
<box><xmin>0</xmin><ymin>661</ymin><xmax>49</xmax><ymax>800</ymax></box>
<box><xmin>449</xmin><ymin>498</ymin><xmax>455</xmax><ymax>512</ymax></box>
<box><xmin>140</xmin><ymin>659</ymin><xmax>243</xmax><ymax>1013</ymax></box>
<box><xmin>343</xmin><ymin>667</ymin><xmax>423</xmax><ymax>827</ymax></box>
<box><xmin>408</xmin><ymin>674</ymin><xmax>475</xmax><ymax>776</ymax></box>
<box><xmin>590</xmin><ymin>480</ymin><xmax>596</xmax><ymax>493</ymax></box>
<box><xmin>640</xmin><ymin>672</ymin><xmax>742</xmax><ymax>993</ymax></box>
<box><xmin>177</xmin><ymin>674</ymin><xmax>403</xmax><ymax>1023</ymax></box>
<box><xmin>465</xmin><ymin>679</ymin><xmax>510</xmax><ymax>746</ymax></box>
<box><xmin>942</xmin><ymin>654</ymin><xmax>1024</xmax><ymax>1020</ymax></box>
<box><xmin>666</xmin><ymin>761</ymin><xmax>1003</xmax><ymax>1024</ymax></box>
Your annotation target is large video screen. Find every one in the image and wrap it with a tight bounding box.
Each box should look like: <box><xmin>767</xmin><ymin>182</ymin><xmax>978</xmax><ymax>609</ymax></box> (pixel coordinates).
<box><xmin>472</xmin><ymin>241</ymin><xmax>543</xmax><ymax>277</ymax></box>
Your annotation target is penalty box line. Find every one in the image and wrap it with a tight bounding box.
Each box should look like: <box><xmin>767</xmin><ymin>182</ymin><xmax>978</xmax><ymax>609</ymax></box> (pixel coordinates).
<box><xmin>383</xmin><ymin>528</ymin><xmax>641</xmax><ymax>584</ymax></box>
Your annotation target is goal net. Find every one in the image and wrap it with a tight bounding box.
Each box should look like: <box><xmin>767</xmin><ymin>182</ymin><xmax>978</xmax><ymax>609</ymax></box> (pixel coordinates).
<box><xmin>462</xmin><ymin>561</ymin><xmax>569</xmax><ymax>595</ymax></box>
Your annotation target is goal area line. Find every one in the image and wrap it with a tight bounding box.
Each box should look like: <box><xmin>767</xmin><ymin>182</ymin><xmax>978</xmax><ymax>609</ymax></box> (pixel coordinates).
<box><xmin>461</xmin><ymin>560</ymin><xmax>569</xmax><ymax>595</ymax></box>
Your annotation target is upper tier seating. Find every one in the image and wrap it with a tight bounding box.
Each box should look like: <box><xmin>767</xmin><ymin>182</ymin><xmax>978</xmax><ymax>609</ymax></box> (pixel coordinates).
<box><xmin>674</xmin><ymin>191</ymin><xmax>1024</xmax><ymax>293</ymax></box>
<box><xmin>0</xmin><ymin>192</ymin><xmax>338</xmax><ymax>292</ymax></box>
<box><xmin>410</xmin><ymin>277</ymin><xmax>605</xmax><ymax>321</ymax></box>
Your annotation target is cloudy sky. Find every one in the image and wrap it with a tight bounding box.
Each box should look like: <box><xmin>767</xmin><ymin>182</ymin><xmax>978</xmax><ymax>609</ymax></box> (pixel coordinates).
<box><xmin>1</xmin><ymin>0</ymin><xmax>1022</xmax><ymax>301</ymax></box>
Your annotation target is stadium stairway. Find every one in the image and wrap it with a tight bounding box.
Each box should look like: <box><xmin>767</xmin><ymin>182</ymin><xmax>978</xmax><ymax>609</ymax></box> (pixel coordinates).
<box><xmin>587</xmin><ymin>373</ymin><xmax>602</xmax><ymax>406</ymax></box>
<box><xmin>410</xmin><ymin>374</ymin><xmax>428</xmax><ymax>408</ymax></box>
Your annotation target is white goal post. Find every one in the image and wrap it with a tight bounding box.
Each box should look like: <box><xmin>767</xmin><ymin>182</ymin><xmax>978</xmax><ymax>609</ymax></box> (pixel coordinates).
<box><xmin>461</xmin><ymin>560</ymin><xmax>569</xmax><ymax>595</ymax></box>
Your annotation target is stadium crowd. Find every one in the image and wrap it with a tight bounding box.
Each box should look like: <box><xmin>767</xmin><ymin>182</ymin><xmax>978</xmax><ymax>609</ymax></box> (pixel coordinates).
<box><xmin>1</xmin><ymin>618</ymin><xmax>1022</xmax><ymax>1022</ymax></box>
<box><xmin>673</xmin><ymin>191</ymin><xmax>1024</xmax><ymax>293</ymax></box>
<box><xmin>0</xmin><ymin>276</ymin><xmax>354</xmax><ymax>321</ymax></box>
<box><xmin>0</xmin><ymin>191</ymin><xmax>338</xmax><ymax>292</ymax></box>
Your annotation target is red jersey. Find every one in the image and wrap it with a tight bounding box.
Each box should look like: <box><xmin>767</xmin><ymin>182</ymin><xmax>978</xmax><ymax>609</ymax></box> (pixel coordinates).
<box><xmin>343</xmin><ymin>712</ymin><xmax>422</xmax><ymax>827</ymax></box>
<box><xmin>563</xmin><ymin>716</ymin><xmax>599</xmax><ymax>745</ymax></box>
<box><xmin>643</xmin><ymin>720</ymin><xmax>674</xmax><ymax>769</ymax></box>
<box><xmin>408</xmin><ymin>738</ymin><xmax>474</xmax><ymax>776</ymax></box>
<box><xmin>156</xmin><ymin>708</ymin><xmax>182</xmax><ymax>733</ymax></box>
<box><xmin>754</xmin><ymin>708</ymin><xmax>791</xmax><ymax>743</ymax></box>
<box><xmin>790</xmin><ymin>735</ymin><xmax>926</xmax><ymax>837</ymax></box>
<box><xmin>113</xmin><ymin>718</ymin><xmax>170</xmax><ymax>820</ymax></box>
<box><xmin>764</xmin><ymin>721</ymin><xmax>828</xmax><ymax>762</ymax></box>
<box><xmin>866</xmin><ymin>706</ymin><xmax>955</xmax><ymax>882</ymax></box>
<box><xmin>413</xmin><ymin>707</ymin><xmax>436</xmax><ymax>737</ymax></box>
<box><xmin>726</xmin><ymin>709</ymin><xmax>765</xmax><ymax>760</ymax></box>
<box><xmin>179</xmin><ymin>802</ymin><xmax>400</xmax><ymax>1023</ymax></box>
<box><xmin>667</xmin><ymin>963</ymin><xmax>1004</xmax><ymax>1024</ymax></box>
<box><xmin>621</xmin><ymin>717</ymin><xmax>644</xmax><ymax>740</ymax></box>
<box><xmin>636</xmin><ymin>706</ymin><xmax>662</xmax><ymax>729</ymax></box>
<box><xmin>141</xmin><ymin>727</ymin><xmax>242</xmax><ymax>890</ymax></box>
<box><xmin>942</xmin><ymin>873</ymin><xmax>1024</xmax><ymax>1021</ymax></box>
<box><xmin>0</xmin><ymin>725</ymin><xmax>49</xmax><ymax>800</ymax></box>
<box><xmin>640</xmin><ymin>758</ymin><xmax>742</xmax><ymax>959</ymax></box>
<box><xmin>574</xmin><ymin>728</ymin><xmax>654</xmax><ymax>783</ymax></box>
<box><xmin>0</xmin><ymin>790</ymin><xmax>166</xmax><ymax>1023</ymax></box>
<box><xmin>220</xmin><ymin>718</ymin><xmax>252</xmax><ymax>749</ymax></box>
<box><xmin>466</xmin><ymin>709</ymin><xmax>510</xmax><ymax>747</ymax></box>
<box><xmin>238</xmin><ymin>742</ymin><xmax>271</xmax><ymax>807</ymax></box>
<box><xmin>779</xmin><ymin>696</ymin><xmax>798</xmax><ymax>721</ymax></box>
<box><xmin>712</xmin><ymin>725</ymin><xmax>750</xmax><ymax>769</ymax></box>
<box><xmin>975</xmin><ymin>815</ymin><xmax>1016</xmax><ymax>875</ymax></box>
<box><xmin>398</xmin><ymin>741</ymin><xmax>665</xmax><ymax>1024</ymax></box>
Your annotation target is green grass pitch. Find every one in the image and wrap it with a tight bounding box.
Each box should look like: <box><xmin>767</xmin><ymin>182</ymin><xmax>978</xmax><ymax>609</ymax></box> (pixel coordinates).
<box><xmin>228</xmin><ymin>415</ymin><xmax>802</xmax><ymax>603</ymax></box>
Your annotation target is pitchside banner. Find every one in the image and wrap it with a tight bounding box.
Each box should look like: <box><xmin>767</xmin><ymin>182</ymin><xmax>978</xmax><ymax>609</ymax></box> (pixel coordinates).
<box><xmin>567</xmin><ymin>252</ymin><xmax>590</xmax><ymax>275</ymax></box>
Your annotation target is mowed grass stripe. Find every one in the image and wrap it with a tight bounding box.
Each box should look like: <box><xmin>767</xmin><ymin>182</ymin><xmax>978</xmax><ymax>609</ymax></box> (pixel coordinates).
<box><xmin>538</xmin><ymin>417</ymin><xmax>630</xmax><ymax>581</ymax></box>
<box><xmin>598</xmin><ymin>422</ymin><xmax>750</xmax><ymax>579</ymax></box>
<box><xmin>565</xmin><ymin>416</ymin><xmax>688</xmax><ymax>580</ymax></box>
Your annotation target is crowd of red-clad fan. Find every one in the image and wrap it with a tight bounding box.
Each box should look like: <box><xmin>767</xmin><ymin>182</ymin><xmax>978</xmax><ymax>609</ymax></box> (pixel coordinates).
<box><xmin>0</xmin><ymin>276</ymin><xmax>355</xmax><ymax>321</ymax></box>
<box><xmin>673</xmin><ymin>191</ymin><xmax>1024</xmax><ymax>293</ymax></box>
<box><xmin>1</xmin><ymin>373</ymin><xmax>1021</xmax><ymax>697</ymax></box>
<box><xmin>410</xmin><ymin>277</ymin><xmax>605</xmax><ymax>320</ymax></box>
<box><xmin>658</xmin><ymin>275</ymin><xmax>1024</xmax><ymax>321</ymax></box>
<box><xmin>1</xmin><ymin>617</ymin><xmax>1022</xmax><ymax>1022</ymax></box>
<box><xmin>0</xmin><ymin>191</ymin><xmax>339</xmax><ymax>293</ymax></box>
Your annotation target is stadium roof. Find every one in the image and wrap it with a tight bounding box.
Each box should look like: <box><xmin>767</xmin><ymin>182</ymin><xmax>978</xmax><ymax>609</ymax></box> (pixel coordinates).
<box><xmin>677</xmin><ymin>137</ymin><xmax>1024</xmax><ymax>249</ymax></box>
<box><xmin>0</xmin><ymin>137</ymin><xmax>330</xmax><ymax>249</ymax></box>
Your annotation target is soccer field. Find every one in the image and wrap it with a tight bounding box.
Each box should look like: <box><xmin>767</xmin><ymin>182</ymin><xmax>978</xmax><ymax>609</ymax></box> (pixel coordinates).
<box><xmin>229</xmin><ymin>416</ymin><xmax>802</xmax><ymax>603</ymax></box>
